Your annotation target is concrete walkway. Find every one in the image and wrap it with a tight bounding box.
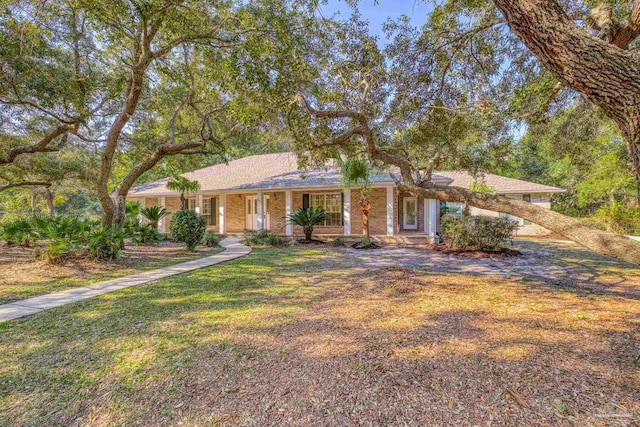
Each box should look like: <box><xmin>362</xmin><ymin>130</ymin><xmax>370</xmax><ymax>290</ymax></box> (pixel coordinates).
<box><xmin>0</xmin><ymin>237</ymin><xmax>251</xmax><ymax>323</ymax></box>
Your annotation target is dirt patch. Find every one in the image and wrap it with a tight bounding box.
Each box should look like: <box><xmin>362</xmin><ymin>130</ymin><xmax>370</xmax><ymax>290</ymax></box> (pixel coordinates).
<box><xmin>429</xmin><ymin>243</ymin><xmax>521</xmax><ymax>258</ymax></box>
<box><xmin>296</xmin><ymin>239</ymin><xmax>325</xmax><ymax>245</ymax></box>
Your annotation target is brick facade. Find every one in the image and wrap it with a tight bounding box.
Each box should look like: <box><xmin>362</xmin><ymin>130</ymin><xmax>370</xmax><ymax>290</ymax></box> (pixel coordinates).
<box><xmin>349</xmin><ymin>188</ymin><xmax>389</xmax><ymax>236</ymax></box>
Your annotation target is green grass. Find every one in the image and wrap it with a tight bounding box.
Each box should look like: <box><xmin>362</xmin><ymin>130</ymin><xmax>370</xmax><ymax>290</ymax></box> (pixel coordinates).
<box><xmin>0</xmin><ymin>248</ymin><xmax>338</xmax><ymax>426</ymax></box>
<box><xmin>0</xmin><ymin>243</ymin><xmax>637</xmax><ymax>426</ymax></box>
<box><xmin>0</xmin><ymin>246</ymin><xmax>224</xmax><ymax>304</ymax></box>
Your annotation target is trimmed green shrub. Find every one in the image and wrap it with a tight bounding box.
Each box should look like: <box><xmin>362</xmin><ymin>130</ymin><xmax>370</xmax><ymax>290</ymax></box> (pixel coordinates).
<box><xmin>243</xmin><ymin>230</ymin><xmax>285</xmax><ymax>247</ymax></box>
<box><xmin>287</xmin><ymin>207</ymin><xmax>329</xmax><ymax>240</ymax></box>
<box><xmin>88</xmin><ymin>226</ymin><xmax>125</xmax><ymax>260</ymax></box>
<box><xmin>202</xmin><ymin>232</ymin><xmax>221</xmax><ymax>247</ymax></box>
<box><xmin>441</xmin><ymin>214</ymin><xmax>518</xmax><ymax>251</ymax></box>
<box><xmin>170</xmin><ymin>210</ymin><xmax>206</xmax><ymax>251</ymax></box>
<box><xmin>594</xmin><ymin>202</ymin><xmax>640</xmax><ymax>235</ymax></box>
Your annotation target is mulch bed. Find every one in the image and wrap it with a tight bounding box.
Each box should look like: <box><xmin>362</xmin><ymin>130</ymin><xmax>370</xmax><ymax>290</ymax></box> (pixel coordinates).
<box><xmin>429</xmin><ymin>243</ymin><xmax>521</xmax><ymax>258</ymax></box>
<box><xmin>296</xmin><ymin>239</ymin><xmax>326</xmax><ymax>245</ymax></box>
<box><xmin>352</xmin><ymin>241</ymin><xmax>381</xmax><ymax>250</ymax></box>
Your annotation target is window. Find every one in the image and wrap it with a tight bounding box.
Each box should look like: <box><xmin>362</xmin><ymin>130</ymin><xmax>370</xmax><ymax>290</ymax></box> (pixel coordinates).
<box><xmin>188</xmin><ymin>198</ymin><xmax>196</xmax><ymax>212</ymax></box>
<box><xmin>307</xmin><ymin>193</ymin><xmax>342</xmax><ymax>226</ymax></box>
<box><xmin>201</xmin><ymin>197</ymin><xmax>217</xmax><ymax>226</ymax></box>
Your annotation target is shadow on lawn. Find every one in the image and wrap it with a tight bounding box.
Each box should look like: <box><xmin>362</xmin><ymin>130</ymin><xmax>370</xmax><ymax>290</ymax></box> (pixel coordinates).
<box><xmin>0</xmin><ymin>247</ymin><xmax>638</xmax><ymax>426</ymax></box>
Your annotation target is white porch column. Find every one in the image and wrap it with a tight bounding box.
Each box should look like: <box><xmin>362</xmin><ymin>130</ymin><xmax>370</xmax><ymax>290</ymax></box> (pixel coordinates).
<box><xmin>427</xmin><ymin>199</ymin><xmax>437</xmax><ymax>236</ymax></box>
<box><xmin>158</xmin><ymin>196</ymin><xmax>166</xmax><ymax>233</ymax></box>
<box><xmin>285</xmin><ymin>190</ymin><xmax>293</xmax><ymax>236</ymax></box>
<box><xmin>343</xmin><ymin>189</ymin><xmax>351</xmax><ymax>236</ymax></box>
<box><xmin>386</xmin><ymin>187</ymin><xmax>394</xmax><ymax>236</ymax></box>
<box><xmin>195</xmin><ymin>194</ymin><xmax>203</xmax><ymax>215</ymax></box>
<box><xmin>218</xmin><ymin>193</ymin><xmax>225</xmax><ymax>234</ymax></box>
<box><xmin>256</xmin><ymin>190</ymin><xmax>264</xmax><ymax>231</ymax></box>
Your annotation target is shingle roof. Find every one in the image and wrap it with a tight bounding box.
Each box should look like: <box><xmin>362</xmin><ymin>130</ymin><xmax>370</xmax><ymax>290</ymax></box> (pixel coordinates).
<box><xmin>129</xmin><ymin>152</ymin><xmax>564</xmax><ymax>196</ymax></box>
<box><xmin>435</xmin><ymin>170</ymin><xmax>565</xmax><ymax>194</ymax></box>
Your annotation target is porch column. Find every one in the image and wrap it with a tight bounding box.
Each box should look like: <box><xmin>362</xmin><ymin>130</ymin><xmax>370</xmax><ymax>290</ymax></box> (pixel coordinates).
<box><xmin>218</xmin><ymin>193</ymin><xmax>225</xmax><ymax>234</ymax></box>
<box><xmin>285</xmin><ymin>190</ymin><xmax>293</xmax><ymax>236</ymax></box>
<box><xmin>386</xmin><ymin>187</ymin><xmax>394</xmax><ymax>236</ymax></box>
<box><xmin>427</xmin><ymin>199</ymin><xmax>437</xmax><ymax>236</ymax></box>
<box><xmin>158</xmin><ymin>196</ymin><xmax>166</xmax><ymax>233</ymax></box>
<box><xmin>256</xmin><ymin>190</ymin><xmax>264</xmax><ymax>231</ymax></box>
<box><xmin>195</xmin><ymin>194</ymin><xmax>203</xmax><ymax>215</ymax></box>
<box><xmin>343</xmin><ymin>189</ymin><xmax>351</xmax><ymax>236</ymax></box>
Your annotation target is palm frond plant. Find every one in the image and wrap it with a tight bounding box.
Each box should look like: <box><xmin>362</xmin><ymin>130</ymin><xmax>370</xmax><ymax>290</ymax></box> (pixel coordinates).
<box><xmin>166</xmin><ymin>176</ymin><xmax>201</xmax><ymax>210</ymax></box>
<box><xmin>287</xmin><ymin>207</ymin><xmax>329</xmax><ymax>241</ymax></box>
<box><xmin>338</xmin><ymin>157</ymin><xmax>373</xmax><ymax>238</ymax></box>
<box><xmin>140</xmin><ymin>206</ymin><xmax>167</xmax><ymax>229</ymax></box>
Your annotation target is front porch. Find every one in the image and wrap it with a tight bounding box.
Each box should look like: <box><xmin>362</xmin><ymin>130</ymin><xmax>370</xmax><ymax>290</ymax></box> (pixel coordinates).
<box><xmin>139</xmin><ymin>186</ymin><xmax>439</xmax><ymax>241</ymax></box>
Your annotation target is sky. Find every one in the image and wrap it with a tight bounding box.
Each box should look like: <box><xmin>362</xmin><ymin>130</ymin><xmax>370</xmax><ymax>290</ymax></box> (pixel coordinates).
<box><xmin>318</xmin><ymin>0</ymin><xmax>433</xmax><ymax>45</ymax></box>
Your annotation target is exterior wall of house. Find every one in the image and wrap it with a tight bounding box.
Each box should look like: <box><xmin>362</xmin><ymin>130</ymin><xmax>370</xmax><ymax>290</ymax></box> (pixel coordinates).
<box><xmin>225</xmin><ymin>193</ymin><xmax>246</xmax><ymax>233</ymax></box>
<box><xmin>467</xmin><ymin>192</ymin><xmax>552</xmax><ymax>236</ymax></box>
<box><xmin>264</xmin><ymin>191</ymin><xmax>286</xmax><ymax>234</ymax></box>
<box><xmin>291</xmin><ymin>190</ymin><xmax>343</xmax><ymax>235</ymax></box>
<box><xmin>144</xmin><ymin>198</ymin><xmax>158</xmax><ymax>208</ymax></box>
<box><xmin>349</xmin><ymin>188</ymin><xmax>390</xmax><ymax>236</ymax></box>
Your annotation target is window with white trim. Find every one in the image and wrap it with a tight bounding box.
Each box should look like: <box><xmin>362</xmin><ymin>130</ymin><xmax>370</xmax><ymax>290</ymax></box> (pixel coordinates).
<box><xmin>309</xmin><ymin>193</ymin><xmax>342</xmax><ymax>226</ymax></box>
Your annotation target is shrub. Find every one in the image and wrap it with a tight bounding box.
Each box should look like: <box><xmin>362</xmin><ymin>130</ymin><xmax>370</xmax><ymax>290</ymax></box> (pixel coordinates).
<box><xmin>594</xmin><ymin>202</ymin><xmax>640</xmax><ymax>235</ymax></box>
<box><xmin>202</xmin><ymin>232</ymin><xmax>221</xmax><ymax>247</ymax></box>
<box><xmin>243</xmin><ymin>230</ymin><xmax>285</xmax><ymax>247</ymax></box>
<box><xmin>441</xmin><ymin>214</ymin><xmax>518</xmax><ymax>251</ymax></box>
<box><xmin>88</xmin><ymin>226</ymin><xmax>125</xmax><ymax>260</ymax></box>
<box><xmin>170</xmin><ymin>210</ymin><xmax>206</xmax><ymax>251</ymax></box>
<box><xmin>0</xmin><ymin>218</ymin><xmax>36</xmax><ymax>246</ymax></box>
<box><xmin>124</xmin><ymin>218</ymin><xmax>160</xmax><ymax>245</ymax></box>
<box><xmin>287</xmin><ymin>207</ymin><xmax>329</xmax><ymax>241</ymax></box>
<box><xmin>331</xmin><ymin>238</ymin><xmax>345</xmax><ymax>247</ymax></box>
<box><xmin>40</xmin><ymin>238</ymin><xmax>79</xmax><ymax>264</ymax></box>
<box><xmin>140</xmin><ymin>206</ymin><xmax>167</xmax><ymax>229</ymax></box>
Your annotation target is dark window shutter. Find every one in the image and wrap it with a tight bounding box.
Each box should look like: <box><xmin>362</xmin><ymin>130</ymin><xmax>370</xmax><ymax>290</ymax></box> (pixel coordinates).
<box><xmin>302</xmin><ymin>194</ymin><xmax>309</xmax><ymax>210</ymax></box>
<box><xmin>210</xmin><ymin>197</ymin><xmax>217</xmax><ymax>226</ymax></box>
<box><xmin>341</xmin><ymin>192</ymin><xmax>344</xmax><ymax>225</ymax></box>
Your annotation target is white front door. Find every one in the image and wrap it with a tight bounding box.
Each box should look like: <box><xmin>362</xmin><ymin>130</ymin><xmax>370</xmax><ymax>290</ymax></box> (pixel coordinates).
<box><xmin>246</xmin><ymin>195</ymin><xmax>270</xmax><ymax>231</ymax></box>
<box><xmin>403</xmin><ymin>197</ymin><xmax>418</xmax><ymax>230</ymax></box>
<box><xmin>246</xmin><ymin>196</ymin><xmax>258</xmax><ymax>230</ymax></box>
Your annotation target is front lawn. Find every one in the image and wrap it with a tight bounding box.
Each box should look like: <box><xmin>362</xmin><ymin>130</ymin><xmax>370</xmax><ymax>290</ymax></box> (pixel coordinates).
<box><xmin>0</xmin><ymin>242</ymin><xmax>638</xmax><ymax>426</ymax></box>
<box><xmin>0</xmin><ymin>241</ymin><xmax>223</xmax><ymax>304</ymax></box>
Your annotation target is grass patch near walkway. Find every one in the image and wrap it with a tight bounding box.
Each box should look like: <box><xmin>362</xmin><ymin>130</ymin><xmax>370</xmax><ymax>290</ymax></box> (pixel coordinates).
<box><xmin>0</xmin><ymin>244</ymin><xmax>638</xmax><ymax>426</ymax></box>
<box><xmin>0</xmin><ymin>242</ymin><xmax>224</xmax><ymax>304</ymax></box>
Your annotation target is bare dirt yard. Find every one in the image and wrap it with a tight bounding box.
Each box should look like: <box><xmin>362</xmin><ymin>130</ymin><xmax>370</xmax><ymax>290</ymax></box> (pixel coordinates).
<box><xmin>0</xmin><ymin>239</ymin><xmax>638</xmax><ymax>426</ymax></box>
<box><xmin>0</xmin><ymin>241</ymin><xmax>223</xmax><ymax>304</ymax></box>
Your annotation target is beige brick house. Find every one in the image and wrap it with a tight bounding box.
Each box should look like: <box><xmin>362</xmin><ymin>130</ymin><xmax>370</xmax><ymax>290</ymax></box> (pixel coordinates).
<box><xmin>128</xmin><ymin>152</ymin><xmax>564</xmax><ymax>239</ymax></box>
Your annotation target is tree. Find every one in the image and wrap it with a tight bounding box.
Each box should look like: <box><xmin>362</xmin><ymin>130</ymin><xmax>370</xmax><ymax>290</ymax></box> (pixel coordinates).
<box><xmin>338</xmin><ymin>157</ymin><xmax>373</xmax><ymax>238</ymax></box>
<box><xmin>286</xmin><ymin>14</ymin><xmax>640</xmax><ymax>264</ymax></box>
<box><xmin>288</xmin><ymin>207</ymin><xmax>330</xmax><ymax>241</ymax></box>
<box><xmin>166</xmin><ymin>176</ymin><xmax>200</xmax><ymax>210</ymax></box>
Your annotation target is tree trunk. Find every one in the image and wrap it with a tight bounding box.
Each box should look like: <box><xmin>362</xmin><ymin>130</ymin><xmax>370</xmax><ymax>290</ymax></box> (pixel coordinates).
<box><xmin>407</xmin><ymin>183</ymin><xmax>640</xmax><ymax>265</ymax></box>
<box><xmin>45</xmin><ymin>189</ymin><xmax>55</xmax><ymax>216</ymax></box>
<box><xmin>360</xmin><ymin>199</ymin><xmax>371</xmax><ymax>238</ymax></box>
<box><xmin>180</xmin><ymin>194</ymin><xmax>187</xmax><ymax>210</ymax></box>
<box><xmin>303</xmin><ymin>226</ymin><xmax>313</xmax><ymax>241</ymax></box>
<box><xmin>493</xmin><ymin>0</ymin><xmax>640</xmax><ymax>203</ymax></box>
<box><xmin>113</xmin><ymin>195</ymin><xmax>127</xmax><ymax>227</ymax></box>
<box><xmin>98</xmin><ymin>69</ymin><xmax>146</xmax><ymax>227</ymax></box>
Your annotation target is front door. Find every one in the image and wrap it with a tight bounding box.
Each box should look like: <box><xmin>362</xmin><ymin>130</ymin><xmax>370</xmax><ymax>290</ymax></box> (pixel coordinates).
<box><xmin>246</xmin><ymin>196</ymin><xmax>258</xmax><ymax>230</ymax></box>
<box><xmin>403</xmin><ymin>197</ymin><xmax>418</xmax><ymax>230</ymax></box>
<box><xmin>246</xmin><ymin>195</ymin><xmax>270</xmax><ymax>231</ymax></box>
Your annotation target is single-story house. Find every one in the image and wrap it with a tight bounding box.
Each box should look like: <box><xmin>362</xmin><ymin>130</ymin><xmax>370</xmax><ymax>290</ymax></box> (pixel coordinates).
<box><xmin>127</xmin><ymin>152</ymin><xmax>564</xmax><ymax>240</ymax></box>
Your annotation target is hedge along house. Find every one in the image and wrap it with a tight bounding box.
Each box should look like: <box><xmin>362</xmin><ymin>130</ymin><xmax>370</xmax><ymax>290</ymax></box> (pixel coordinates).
<box><xmin>127</xmin><ymin>152</ymin><xmax>565</xmax><ymax>241</ymax></box>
